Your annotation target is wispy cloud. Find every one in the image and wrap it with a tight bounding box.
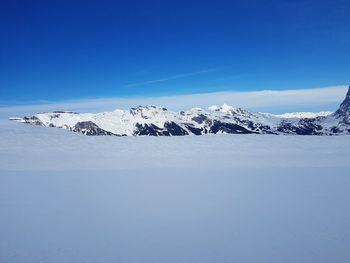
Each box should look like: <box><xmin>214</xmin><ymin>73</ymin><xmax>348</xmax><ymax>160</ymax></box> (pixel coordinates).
<box><xmin>124</xmin><ymin>69</ymin><xmax>217</xmax><ymax>88</ymax></box>
<box><xmin>0</xmin><ymin>85</ymin><xmax>348</xmax><ymax>119</ymax></box>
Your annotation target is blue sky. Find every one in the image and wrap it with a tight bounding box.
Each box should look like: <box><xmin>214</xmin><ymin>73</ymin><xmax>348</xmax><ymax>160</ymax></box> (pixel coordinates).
<box><xmin>1</xmin><ymin>0</ymin><xmax>349</xmax><ymax>106</ymax></box>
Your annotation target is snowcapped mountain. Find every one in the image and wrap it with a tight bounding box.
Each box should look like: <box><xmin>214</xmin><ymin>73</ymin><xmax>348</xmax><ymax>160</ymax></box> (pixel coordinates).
<box><xmin>10</xmin><ymin>87</ymin><xmax>350</xmax><ymax>136</ymax></box>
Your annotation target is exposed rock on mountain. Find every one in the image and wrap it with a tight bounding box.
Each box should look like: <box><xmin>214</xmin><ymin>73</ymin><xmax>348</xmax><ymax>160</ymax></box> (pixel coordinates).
<box><xmin>334</xmin><ymin>87</ymin><xmax>350</xmax><ymax>124</ymax></box>
<box><xmin>72</xmin><ymin>121</ymin><xmax>117</xmax><ymax>136</ymax></box>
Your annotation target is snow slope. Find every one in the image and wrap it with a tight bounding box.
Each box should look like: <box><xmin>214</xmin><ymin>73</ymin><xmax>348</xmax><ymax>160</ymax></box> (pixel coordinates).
<box><xmin>1</xmin><ymin>120</ymin><xmax>350</xmax><ymax>263</ymax></box>
<box><xmin>273</xmin><ymin>111</ymin><xmax>333</xmax><ymax>118</ymax></box>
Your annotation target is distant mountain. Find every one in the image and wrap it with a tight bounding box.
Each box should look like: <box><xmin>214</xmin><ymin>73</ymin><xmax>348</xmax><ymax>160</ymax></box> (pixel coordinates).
<box><xmin>272</xmin><ymin>111</ymin><xmax>332</xmax><ymax>119</ymax></box>
<box><xmin>10</xmin><ymin>87</ymin><xmax>350</xmax><ymax>136</ymax></box>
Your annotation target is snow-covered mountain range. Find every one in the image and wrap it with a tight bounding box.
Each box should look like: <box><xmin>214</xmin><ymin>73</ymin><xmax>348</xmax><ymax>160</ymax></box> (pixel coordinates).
<box><xmin>10</xmin><ymin>87</ymin><xmax>350</xmax><ymax>136</ymax></box>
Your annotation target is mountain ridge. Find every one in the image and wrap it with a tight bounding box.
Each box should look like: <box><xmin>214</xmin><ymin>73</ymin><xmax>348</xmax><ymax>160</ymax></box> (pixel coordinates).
<box><xmin>10</xmin><ymin>87</ymin><xmax>350</xmax><ymax>136</ymax></box>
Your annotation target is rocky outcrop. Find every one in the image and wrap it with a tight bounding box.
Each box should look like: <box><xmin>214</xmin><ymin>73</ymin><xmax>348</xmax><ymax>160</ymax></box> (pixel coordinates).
<box><xmin>334</xmin><ymin>86</ymin><xmax>350</xmax><ymax>124</ymax></box>
<box><xmin>72</xmin><ymin>121</ymin><xmax>117</xmax><ymax>136</ymax></box>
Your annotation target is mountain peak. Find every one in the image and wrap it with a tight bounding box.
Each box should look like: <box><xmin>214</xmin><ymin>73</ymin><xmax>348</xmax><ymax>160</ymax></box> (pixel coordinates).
<box><xmin>220</xmin><ymin>103</ymin><xmax>234</xmax><ymax>112</ymax></box>
<box><xmin>346</xmin><ymin>85</ymin><xmax>350</xmax><ymax>98</ymax></box>
<box><xmin>339</xmin><ymin>86</ymin><xmax>350</xmax><ymax>107</ymax></box>
<box><xmin>130</xmin><ymin>105</ymin><xmax>167</xmax><ymax>112</ymax></box>
<box><xmin>334</xmin><ymin>86</ymin><xmax>350</xmax><ymax>122</ymax></box>
<box><xmin>208</xmin><ymin>104</ymin><xmax>236</xmax><ymax>113</ymax></box>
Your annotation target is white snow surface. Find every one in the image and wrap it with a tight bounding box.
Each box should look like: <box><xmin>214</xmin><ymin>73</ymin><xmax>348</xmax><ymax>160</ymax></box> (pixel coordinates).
<box><xmin>274</xmin><ymin>111</ymin><xmax>333</xmax><ymax>119</ymax></box>
<box><xmin>1</xmin><ymin>120</ymin><xmax>350</xmax><ymax>263</ymax></box>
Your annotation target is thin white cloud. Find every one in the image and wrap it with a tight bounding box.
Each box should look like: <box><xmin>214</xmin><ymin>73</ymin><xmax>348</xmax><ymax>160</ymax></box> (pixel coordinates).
<box><xmin>0</xmin><ymin>85</ymin><xmax>348</xmax><ymax>119</ymax></box>
<box><xmin>124</xmin><ymin>69</ymin><xmax>217</xmax><ymax>88</ymax></box>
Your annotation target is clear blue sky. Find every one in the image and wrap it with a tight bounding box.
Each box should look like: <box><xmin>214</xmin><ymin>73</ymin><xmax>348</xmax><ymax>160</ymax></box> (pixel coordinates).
<box><xmin>1</xmin><ymin>0</ymin><xmax>349</xmax><ymax>104</ymax></box>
